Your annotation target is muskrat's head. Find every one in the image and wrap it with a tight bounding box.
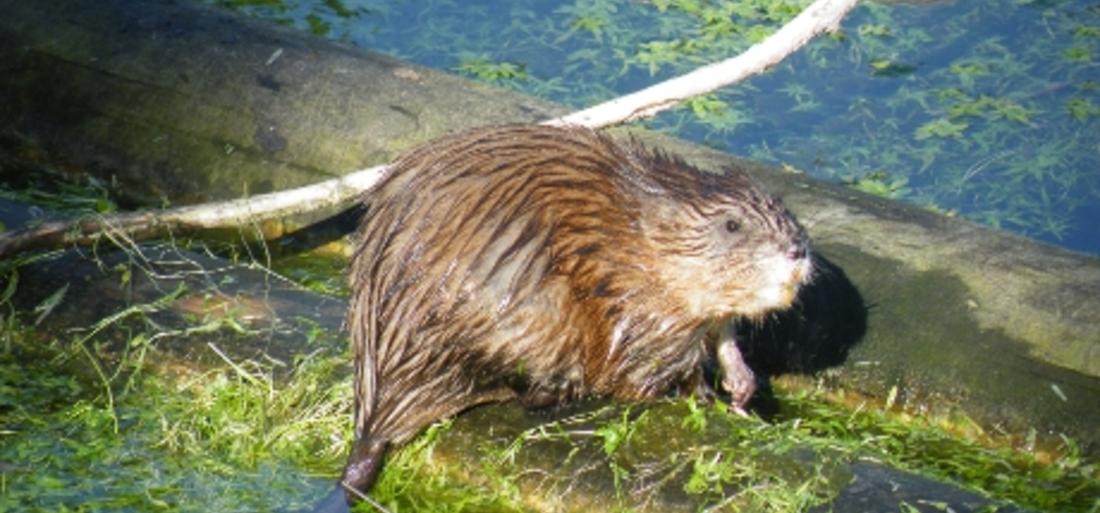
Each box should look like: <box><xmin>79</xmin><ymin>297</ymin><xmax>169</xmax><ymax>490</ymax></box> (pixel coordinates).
<box><xmin>633</xmin><ymin>156</ymin><xmax>812</xmax><ymax>321</ymax></box>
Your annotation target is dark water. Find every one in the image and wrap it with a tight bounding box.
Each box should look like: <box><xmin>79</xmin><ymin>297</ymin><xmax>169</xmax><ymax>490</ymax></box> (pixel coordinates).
<box><xmin>210</xmin><ymin>0</ymin><xmax>1099</xmax><ymax>254</ymax></box>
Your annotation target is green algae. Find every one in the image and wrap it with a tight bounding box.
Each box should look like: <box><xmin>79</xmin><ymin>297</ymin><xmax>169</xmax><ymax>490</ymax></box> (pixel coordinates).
<box><xmin>0</xmin><ymin>314</ymin><xmax>351</xmax><ymax>513</ymax></box>
<box><xmin>770</xmin><ymin>386</ymin><xmax>1100</xmax><ymax>513</ymax></box>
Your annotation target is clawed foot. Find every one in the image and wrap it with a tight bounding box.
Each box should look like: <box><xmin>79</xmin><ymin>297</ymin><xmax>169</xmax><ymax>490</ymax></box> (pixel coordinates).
<box><xmin>717</xmin><ymin>337</ymin><xmax>756</xmax><ymax>417</ymax></box>
<box><xmin>691</xmin><ymin>377</ymin><xmax>720</xmax><ymax>405</ymax></box>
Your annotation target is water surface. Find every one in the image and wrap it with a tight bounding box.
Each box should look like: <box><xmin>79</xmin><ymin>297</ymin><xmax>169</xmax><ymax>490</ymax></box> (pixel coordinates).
<box><xmin>209</xmin><ymin>0</ymin><xmax>1100</xmax><ymax>254</ymax></box>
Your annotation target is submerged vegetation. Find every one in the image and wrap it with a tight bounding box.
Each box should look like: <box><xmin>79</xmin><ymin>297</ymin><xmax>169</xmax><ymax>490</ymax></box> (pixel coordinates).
<box><xmin>0</xmin><ymin>237</ymin><xmax>353</xmax><ymax>511</ymax></box>
<box><xmin>206</xmin><ymin>0</ymin><xmax>1100</xmax><ymax>253</ymax></box>
<box><xmin>0</xmin><ymin>322</ymin><xmax>352</xmax><ymax>512</ymax></box>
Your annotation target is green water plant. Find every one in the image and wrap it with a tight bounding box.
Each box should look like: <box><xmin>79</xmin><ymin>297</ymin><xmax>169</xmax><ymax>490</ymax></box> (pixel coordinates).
<box><xmin>456</xmin><ymin>54</ymin><xmax>529</xmax><ymax>86</ymax></box>
<box><xmin>0</xmin><ymin>320</ymin><xmax>352</xmax><ymax>512</ymax></box>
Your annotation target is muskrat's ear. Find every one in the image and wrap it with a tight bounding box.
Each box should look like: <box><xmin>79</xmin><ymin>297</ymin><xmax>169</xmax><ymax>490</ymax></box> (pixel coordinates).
<box><xmin>636</xmin><ymin>197</ymin><xmax>701</xmax><ymax>239</ymax></box>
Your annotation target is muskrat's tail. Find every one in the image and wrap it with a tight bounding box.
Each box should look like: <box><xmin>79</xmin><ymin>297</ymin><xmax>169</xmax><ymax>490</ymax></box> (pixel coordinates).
<box><xmin>340</xmin><ymin>268</ymin><xmax>385</xmax><ymax>507</ymax></box>
<box><xmin>341</xmin><ymin>436</ymin><xmax>388</xmax><ymax>501</ymax></box>
<box><xmin>304</xmin><ymin>436</ymin><xmax>387</xmax><ymax>513</ymax></box>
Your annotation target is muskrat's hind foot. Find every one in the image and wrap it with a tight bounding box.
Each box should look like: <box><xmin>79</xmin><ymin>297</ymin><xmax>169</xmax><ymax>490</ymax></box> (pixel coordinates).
<box><xmin>678</xmin><ymin>368</ymin><xmax>720</xmax><ymax>405</ymax></box>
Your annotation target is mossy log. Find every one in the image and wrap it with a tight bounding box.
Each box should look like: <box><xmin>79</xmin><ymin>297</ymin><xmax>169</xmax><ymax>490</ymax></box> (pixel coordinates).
<box><xmin>1</xmin><ymin>0</ymin><xmax>1097</xmax><ymax>457</ymax></box>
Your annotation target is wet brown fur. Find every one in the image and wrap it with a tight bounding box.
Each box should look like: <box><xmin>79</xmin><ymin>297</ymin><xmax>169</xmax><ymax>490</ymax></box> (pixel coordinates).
<box><xmin>342</xmin><ymin>124</ymin><xmax>809</xmax><ymax>498</ymax></box>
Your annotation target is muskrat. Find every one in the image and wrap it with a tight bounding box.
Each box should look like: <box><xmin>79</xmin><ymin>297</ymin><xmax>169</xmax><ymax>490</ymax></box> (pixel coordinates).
<box><xmin>335</xmin><ymin>124</ymin><xmax>811</xmax><ymax>506</ymax></box>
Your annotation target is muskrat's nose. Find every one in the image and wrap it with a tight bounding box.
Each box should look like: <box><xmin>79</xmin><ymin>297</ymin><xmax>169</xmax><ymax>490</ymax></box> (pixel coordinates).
<box><xmin>787</xmin><ymin>243</ymin><xmax>807</xmax><ymax>261</ymax></box>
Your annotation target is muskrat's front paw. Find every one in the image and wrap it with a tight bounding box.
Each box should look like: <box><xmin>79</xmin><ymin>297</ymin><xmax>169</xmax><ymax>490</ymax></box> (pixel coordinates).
<box><xmin>721</xmin><ymin>368</ymin><xmax>756</xmax><ymax>410</ymax></box>
<box><xmin>716</xmin><ymin>338</ymin><xmax>756</xmax><ymax>414</ymax></box>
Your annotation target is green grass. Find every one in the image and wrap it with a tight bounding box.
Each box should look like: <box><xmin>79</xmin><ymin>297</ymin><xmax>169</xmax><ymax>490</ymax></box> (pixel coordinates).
<box><xmin>2</xmin><ymin>309</ymin><xmax>1096</xmax><ymax>512</ymax></box>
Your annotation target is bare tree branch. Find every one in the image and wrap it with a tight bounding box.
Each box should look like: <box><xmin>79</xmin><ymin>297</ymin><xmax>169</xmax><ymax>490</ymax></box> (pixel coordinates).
<box><xmin>0</xmin><ymin>0</ymin><xmax>860</xmax><ymax>260</ymax></box>
<box><xmin>0</xmin><ymin>167</ymin><xmax>387</xmax><ymax>258</ymax></box>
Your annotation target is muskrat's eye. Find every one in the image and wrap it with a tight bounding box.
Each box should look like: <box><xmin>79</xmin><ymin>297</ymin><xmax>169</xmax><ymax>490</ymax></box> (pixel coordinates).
<box><xmin>724</xmin><ymin>219</ymin><xmax>741</xmax><ymax>233</ymax></box>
